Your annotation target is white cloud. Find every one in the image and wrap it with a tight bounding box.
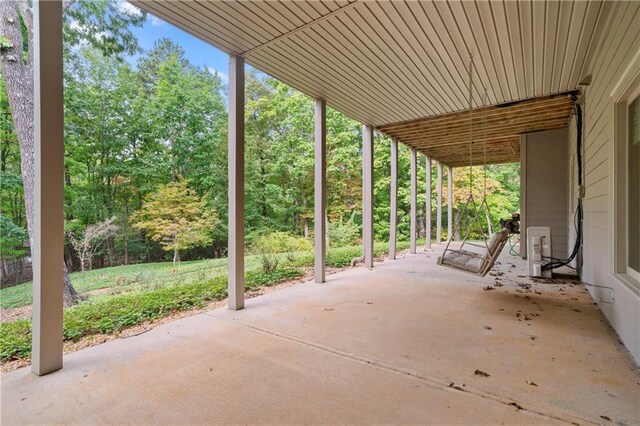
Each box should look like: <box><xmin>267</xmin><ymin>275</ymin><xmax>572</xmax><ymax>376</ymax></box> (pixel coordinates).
<box><xmin>150</xmin><ymin>15</ymin><xmax>168</xmax><ymax>27</ymax></box>
<box><xmin>207</xmin><ymin>67</ymin><xmax>228</xmax><ymax>84</ymax></box>
<box><xmin>117</xmin><ymin>0</ymin><xmax>143</xmax><ymax>17</ymax></box>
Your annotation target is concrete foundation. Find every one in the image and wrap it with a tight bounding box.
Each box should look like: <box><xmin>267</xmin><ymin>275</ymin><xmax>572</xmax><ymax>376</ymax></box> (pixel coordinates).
<box><xmin>2</xmin><ymin>251</ymin><xmax>639</xmax><ymax>424</ymax></box>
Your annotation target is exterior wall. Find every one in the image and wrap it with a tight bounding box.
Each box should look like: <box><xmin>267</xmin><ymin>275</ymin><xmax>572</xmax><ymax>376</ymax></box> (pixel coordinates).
<box><xmin>572</xmin><ymin>1</ymin><xmax>640</xmax><ymax>365</ymax></box>
<box><xmin>520</xmin><ymin>128</ymin><xmax>569</xmax><ymax>260</ymax></box>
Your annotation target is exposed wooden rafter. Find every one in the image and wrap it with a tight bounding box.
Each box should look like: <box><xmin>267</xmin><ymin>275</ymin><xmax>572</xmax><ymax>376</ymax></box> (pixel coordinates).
<box><xmin>377</xmin><ymin>93</ymin><xmax>575</xmax><ymax>167</ymax></box>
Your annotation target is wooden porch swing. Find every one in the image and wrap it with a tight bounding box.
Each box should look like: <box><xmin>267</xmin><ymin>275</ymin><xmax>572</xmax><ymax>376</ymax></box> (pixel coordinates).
<box><xmin>437</xmin><ymin>57</ymin><xmax>511</xmax><ymax>277</ymax></box>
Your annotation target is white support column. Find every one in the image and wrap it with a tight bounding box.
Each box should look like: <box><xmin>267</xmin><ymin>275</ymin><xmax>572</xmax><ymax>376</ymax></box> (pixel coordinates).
<box><xmin>32</xmin><ymin>0</ymin><xmax>64</xmax><ymax>376</ymax></box>
<box><xmin>389</xmin><ymin>138</ymin><xmax>398</xmax><ymax>259</ymax></box>
<box><xmin>228</xmin><ymin>55</ymin><xmax>245</xmax><ymax>311</ymax></box>
<box><xmin>425</xmin><ymin>156</ymin><xmax>432</xmax><ymax>249</ymax></box>
<box><xmin>362</xmin><ymin>125</ymin><xmax>374</xmax><ymax>268</ymax></box>
<box><xmin>314</xmin><ymin>99</ymin><xmax>326</xmax><ymax>283</ymax></box>
<box><xmin>437</xmin><ymin>162</ymin><xmax>443</xmax><ymax>244</ymax></box>
<box><xmin>448</xmin><ymin>166</ymin><xmax>453</xmax><ymax>240</ymax></box>
<box><xmin>410</xmin><ymin>147</ymin><xmax>417</xmax><ymax>254</ymax></box>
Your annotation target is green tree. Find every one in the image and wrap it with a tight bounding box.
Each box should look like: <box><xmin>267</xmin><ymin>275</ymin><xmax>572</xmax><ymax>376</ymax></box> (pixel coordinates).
<box><xmin>131</xmin><ymin>179</ymin><xmax>217</xmax><ymax>265</ymax></box>
<box><xmin>0</xmin><ymin>0</ymin><xmax>145</xmax><ymax>305</ymax></box>
<box><xmin>0</xmin><ymin>215</ymin><xmax>28</xmax><ymax>260</ymax></box>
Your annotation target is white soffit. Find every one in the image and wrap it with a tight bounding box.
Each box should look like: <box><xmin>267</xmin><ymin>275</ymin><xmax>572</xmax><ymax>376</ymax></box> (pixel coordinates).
<box><xmin>133</xmin><ymin>0</ymin><xmax>611</xmax><ymax>128</ymax></box>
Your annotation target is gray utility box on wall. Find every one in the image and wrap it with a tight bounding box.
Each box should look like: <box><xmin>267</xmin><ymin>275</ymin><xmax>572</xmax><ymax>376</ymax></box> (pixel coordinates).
<box><xmin>527</xmin><ymin>226</ymin><xmax>552</xmax><ymax>278</ymax></box>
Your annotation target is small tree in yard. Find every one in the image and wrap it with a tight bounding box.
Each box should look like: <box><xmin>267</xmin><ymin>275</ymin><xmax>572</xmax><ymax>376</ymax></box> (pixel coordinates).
<box><xmin>67</xmin><ymin>217</ymin><xmax>118</xmax><ymax>272</ymax></box>
<box><xmin>131</xmin><ymin>179</ymin><xmax>216</xmax><ymax>265</ymax></box>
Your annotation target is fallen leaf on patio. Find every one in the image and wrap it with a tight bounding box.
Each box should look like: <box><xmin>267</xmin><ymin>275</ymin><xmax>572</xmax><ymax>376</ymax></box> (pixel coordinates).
<box><xmin>508</xmin><ymin>402</ymin><xmax>523</xmax><ymax>410</ymax></box>
<box><xmin>524</xmin><ymin>315</ymin><xmax>531</xmax><ymax>321</ymax></box>
<box><xmin>448</xmin><ymin>383</ymin><xmax>464</xmax><ymax>391</ymax></box>
<box><xmin>600</xmin><ymin>415</ymin><xmax>611</xmax><ymax>421</ymax></box>
<box><xmin>484</xmin><ymin>326</ymin><xmax>492</xmax><ymax>330</ymax></box>
<box><xmin>474</xmin><ymin>370</ymin><xmax>490</xmax><ymax>377</ymax></box>
<box><xmin>483</xmin><ymin>286</ymin><xmax>495</xmax><ymax>291</ymax></box>
<box><xmin>529</xmin><ymin>335</ymin><xmax>537</xmax><ymax>340</ymax></box>
<box><xmin>525</xmin><ymin>381</ymin><xmax>538</xmax><ymax>386</ymax></box>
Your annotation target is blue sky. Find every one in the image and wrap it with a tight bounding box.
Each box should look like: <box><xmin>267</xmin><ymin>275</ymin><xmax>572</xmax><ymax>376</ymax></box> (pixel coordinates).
<box><xmin>125</xmin><ymin>5</ymin><xmax>230</xmax><ymax>83</ymax></box>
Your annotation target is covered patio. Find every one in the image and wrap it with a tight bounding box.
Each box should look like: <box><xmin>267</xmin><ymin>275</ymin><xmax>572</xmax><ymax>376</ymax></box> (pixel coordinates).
<box><xmin>12</xmin><ymin>0</ymin><xmax>640</xmax><ymax>422</ymax></box>
<box><xmin>3</xmin><ymin>250</ymin><xmax>638</xmax><ymax>424</ymax></box>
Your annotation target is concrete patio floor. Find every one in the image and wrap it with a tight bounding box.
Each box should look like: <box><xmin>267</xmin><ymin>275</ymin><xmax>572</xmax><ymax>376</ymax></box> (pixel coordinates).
<box><xmin>2</xmin><ymin>248</ymin><xmax>639</xmax><ymax>425</ymax></box>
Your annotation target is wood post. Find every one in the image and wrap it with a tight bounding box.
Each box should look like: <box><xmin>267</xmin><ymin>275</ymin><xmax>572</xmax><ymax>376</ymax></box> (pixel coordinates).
<box><xmin>410</xmin><ymin>147</ymin><xmax>417</xmax><ymax>254</ymax></box>
<box><xmin>389</xmin><ymin>138</ymin><xmax>398</xmax><ymax>259</ymax></box>
<box><xmin>437</xmin><ymin>162</ymin><xmax>443</xmax><ymax>244</ymax></box>
<box><xmin>314</xmin><ymin>99</ymin><xmax>326</xmax><ymax>282</ymax></box>
<box><xmin>448</xmin><ymin>166</ymin><xmax>453</xmax><ymax>240</ymax></box>
<box><xmin>32</xmin><ymin>0</ymin><xmax>64</xmax><ymax>376</ymax></box>
<box><xmin>228</xmin><ymin>55</ymin><xmax>245</xmax><ymax>311</ymax></box>
<box><xmin>426</xmin><ymin>157</ymin><xmax>432</xmax><ymax>249</ymax></box>
<box><xmin>362</xmin><ymin>125</ymin><xmax>374</xmax><ymax>268</ymax></box>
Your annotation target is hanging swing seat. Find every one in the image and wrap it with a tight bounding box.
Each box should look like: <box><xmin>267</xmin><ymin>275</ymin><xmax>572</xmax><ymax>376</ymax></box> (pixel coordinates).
<box><xmin>436</xmin><ymin>55</ymin><xmax>513</xmax><ymax>277</ymax></box>
<box><xmin>437</xmin><ymin>227</ymin><xmax>510</xmax><ymax>276</ymax></box>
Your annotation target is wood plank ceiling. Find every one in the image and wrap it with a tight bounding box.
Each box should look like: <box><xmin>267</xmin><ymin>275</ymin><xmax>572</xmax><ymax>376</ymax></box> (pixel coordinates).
<box><xmin>132</xmin><ymin>0</ymin><xmax>612</xmax><ymax>166</ymax></box>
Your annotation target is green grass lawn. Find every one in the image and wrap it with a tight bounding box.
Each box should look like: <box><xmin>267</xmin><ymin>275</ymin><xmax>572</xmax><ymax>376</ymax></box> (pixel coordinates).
<box><xmin>0</xmin><ymin>240</ymin><xmax>416</xmax><ymax>309</ymax></box>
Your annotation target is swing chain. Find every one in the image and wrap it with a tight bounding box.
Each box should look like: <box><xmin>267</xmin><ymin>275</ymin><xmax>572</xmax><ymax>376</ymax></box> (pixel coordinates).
<box><xmin>468</xmin><ymin>55</ymin><xmax>474</xmax><ymax>194</ymax></box>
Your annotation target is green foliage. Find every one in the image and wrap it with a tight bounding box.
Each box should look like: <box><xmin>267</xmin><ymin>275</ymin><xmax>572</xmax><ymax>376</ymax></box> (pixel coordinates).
<box><xmin>0</xmin><ymin>320</ymin><xmax>31</xmax><ymax>360</ymax></box>
<box><xmin>131</xmin><ymin>179</ymin><xmax>217</xmax><ymax>263</ymax></box>
<box><xmin>328</xmin><ymin>213</ymin><xmax>360</xmax><ymax>247</ymax></box>
<box><xmin>0</xmin><ymin>215</ymin><xmax>28</xmax><ymax>259</ymax></box>
<box><xmin>245</xmin><ymin>268</ymin><xmax>304</xmax><ymax>290</ymax></box>
<box><xmin>252</xmin><ymin>232</ymin><xmax>312</xmax><ymax>273</ymax></box>
<box><xmin>0</xmin><ymin>36</ymin><xmax>13</xmax><ymax>50</ymax></box>
<box><xmin>448</xmin><ymin>165</ymin><xmax>520</xmax><ymax>239</ymax></box>
<box><xmin>62</xmin><ymin>276</ymin><xmax>228</xmax><ymax>340</ymax></box>
<box><xmin>64</xmin><ymin>0</ymin><xmax>146</xmax><ymax>60</ymax></box>
<box><xmin>0</xmin><ymin>267</ymin><xmax>306</xmax><ymax>361</ymax></box>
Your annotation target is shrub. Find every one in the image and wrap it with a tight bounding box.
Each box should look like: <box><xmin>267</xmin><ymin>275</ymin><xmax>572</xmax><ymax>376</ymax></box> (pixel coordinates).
<box><xmin>245</xmin><ymin>268</ymin><xmax>304</xmax><ymax>290</ymax></box>
<box><xmin>63</xmin><ymin>276</ymin><xmax>228</xmax><ymax>340</ymax></box>
<box><xmin>252</xmin><ymin>232</ymin><xmax>312</xmax><ymax>273</ymax></box>
<box><xmin>328</xmin><ymin>214</ymin><xmax>360</xmax><ymax>247</ymax></box>
<box><xmin>0</xmin><ymin>267</ymin><xmax>305</xmax><ymax>362</ymax></box>
<box><xmin>0</xmin><ymin>320</ymin><xmax>31</xmax><ymax>360</ymax></box>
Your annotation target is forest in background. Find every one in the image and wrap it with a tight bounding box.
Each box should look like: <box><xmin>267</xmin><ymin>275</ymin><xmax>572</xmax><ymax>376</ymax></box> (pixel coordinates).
<box><xmin>0</xmin><ymin>1</ymin><xmax>520</xmax><ymax>282</ymax></box>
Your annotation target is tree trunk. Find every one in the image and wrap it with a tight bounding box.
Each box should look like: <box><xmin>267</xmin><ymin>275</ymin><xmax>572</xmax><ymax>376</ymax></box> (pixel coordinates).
<box><xmin>302</xmin><ymin>193</ymin><xmax>309</xmax><ymax>238</ymax></box>
<box><xmin>106</xmin><ymin>236</ymin><xmax>114</xmax><ymax>266</ymax></box>
<box><xmin>0</xmin><ymin>2</ymin><xmax>79</xmax><ymax>307</ymax></box>
<box><xmin>173</xmin><ymin>247</ymin><xmax>180</xmax><ymax>266</ymax></box>
<box><xmin>123</xmin><ymin>235</ymin><xmax>129</xmax><ymax>265</ymax></box>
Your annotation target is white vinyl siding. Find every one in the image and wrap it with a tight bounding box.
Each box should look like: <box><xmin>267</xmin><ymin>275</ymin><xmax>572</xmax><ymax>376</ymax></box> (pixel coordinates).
<box><xmin>628</xmin><ymin>96</ymin><xmax>640</xmax><ymax>274</ymax></box>
<box><xmin>521</xmin><ymin>128</ymin><xmax>569</xmax><ymax>260</ymax></box>
<box><xmin>571</xmin><ymin>1</ymin><xmax>640</xmax><ymax>364</ymax></box>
